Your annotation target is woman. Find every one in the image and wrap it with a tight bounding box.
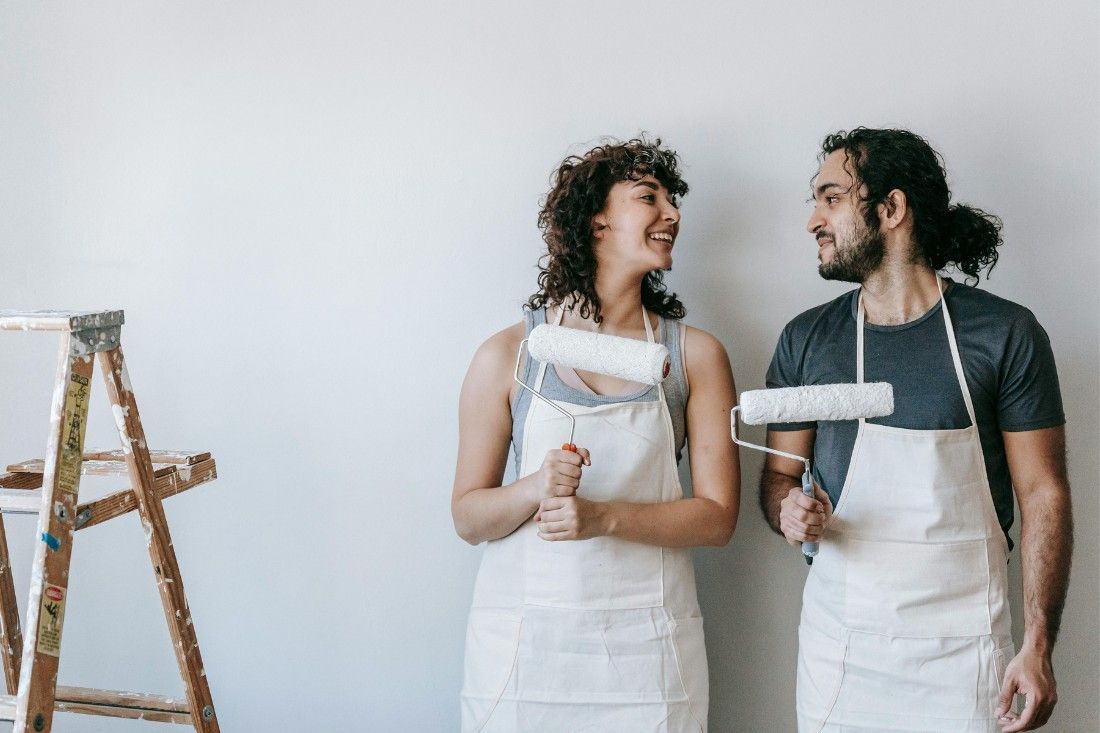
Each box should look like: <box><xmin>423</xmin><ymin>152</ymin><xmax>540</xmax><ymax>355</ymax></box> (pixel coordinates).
<box><xmin>452</xmin><ymin>137</ymin><xmax>739</xmax><ymax>731</ymax></box>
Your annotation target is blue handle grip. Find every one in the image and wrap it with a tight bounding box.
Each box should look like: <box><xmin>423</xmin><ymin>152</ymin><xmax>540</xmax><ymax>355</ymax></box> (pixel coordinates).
<box><xmin>801</xmin><ymin>469</ymin><xmax>818</xmax><ymax>564</ymax></box>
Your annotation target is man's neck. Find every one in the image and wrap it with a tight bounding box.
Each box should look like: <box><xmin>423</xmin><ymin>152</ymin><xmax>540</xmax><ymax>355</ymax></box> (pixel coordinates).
<box><xmin>860</xmin><ymin>261</ymin><xmax>944</xmax><ymax>326</ymax></box>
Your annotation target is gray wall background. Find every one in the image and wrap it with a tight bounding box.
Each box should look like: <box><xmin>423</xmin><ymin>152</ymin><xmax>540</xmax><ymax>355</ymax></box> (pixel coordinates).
<box><xmin>0</xmin><ymin>2</ymin><xmax>1096</xmax><ymax>731</ymax></box>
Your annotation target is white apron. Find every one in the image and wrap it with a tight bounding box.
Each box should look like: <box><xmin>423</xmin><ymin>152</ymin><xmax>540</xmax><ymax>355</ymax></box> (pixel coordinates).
<box><xmin>796</xmin><ymin>283</ymin><xmax>1014</xmax><ymax>732</ymax></box>
<box><xmin>461</xmin><ymin>307</ymin><xmax>708</xmax><ymax>732</ymax></box>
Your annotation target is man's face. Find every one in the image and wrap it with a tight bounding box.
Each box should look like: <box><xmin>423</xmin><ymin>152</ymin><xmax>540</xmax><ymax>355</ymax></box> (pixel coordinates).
<box><xmin>807</xmin><ymin>150</ymin><xmax>884</xmax><ymax>283</ymax></box>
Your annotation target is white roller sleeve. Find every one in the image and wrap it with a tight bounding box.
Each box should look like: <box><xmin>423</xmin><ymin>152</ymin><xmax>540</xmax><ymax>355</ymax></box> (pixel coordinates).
<box><xmin>527</xmin><ymin>324</ymin><xmax>671</xmax><ymax>385</ymax></box>
<box><xmin>739</xmin><ymin>383</ymin><xmax>894</xmax><ymax>425</ymax></box>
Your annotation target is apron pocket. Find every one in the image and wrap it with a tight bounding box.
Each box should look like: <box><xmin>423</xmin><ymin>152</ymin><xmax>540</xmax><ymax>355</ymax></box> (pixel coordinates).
<box><xmin>842</xmin><ymin>536</ymin><xmax>992</xmax><ymax>637</ymax></box>
<box><xmin>666</xmin><ymin>615</ymin><xmax>708</xmax><ymax>731</ymax></box>
<box><xmin>838</xmin><ymin>633</ymin><xmax>988</xmax><ymax>723</ymax></box>
<box><xmin>461</xmin><ymin>610</ymin><xmax>522</xmax><ymax>732</ymax></box>
<box><xmin>796</xmin><ymin>624</ymin><xmax>847</xmax><ymax>727</ymax></box>
<box><xmin>990</xmin><ymin>641</ymin><xmax>1016</xmax><ymax>716</ymax></box>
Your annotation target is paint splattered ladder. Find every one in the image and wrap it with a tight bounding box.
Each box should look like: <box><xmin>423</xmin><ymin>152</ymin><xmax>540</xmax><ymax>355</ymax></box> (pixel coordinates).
<box><xmin>0</xmin><ymin>310</ymin><xmax>220</xmax><ymax>732</ymax></box>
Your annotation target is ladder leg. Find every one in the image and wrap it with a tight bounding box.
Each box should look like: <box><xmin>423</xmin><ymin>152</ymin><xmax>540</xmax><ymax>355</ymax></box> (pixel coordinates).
<box><xmin>97</xmin><ymin>347</ymin><xmax>220</xmax><ymax>732</ymax></box>
<box><xmin>15</xmin><ymin>337</ymin><xmax>93</xmax><ymax>732</ymax></box>
<box><xmin>0</xmin><ymin>515</ymin><xmax>24</xmax><ymax>693</ymax></box>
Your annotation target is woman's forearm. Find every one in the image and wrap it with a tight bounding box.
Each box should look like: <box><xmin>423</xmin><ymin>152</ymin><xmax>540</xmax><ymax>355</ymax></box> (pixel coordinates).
<box><xmin>600</xmin><ymin>496</ymin><xmax>735</xmax><ymax>548</ymax></box>
<box><xmin>453</xmin><ymin>475</ymin><xmax>539</xmax><ymax>545</ymax></box>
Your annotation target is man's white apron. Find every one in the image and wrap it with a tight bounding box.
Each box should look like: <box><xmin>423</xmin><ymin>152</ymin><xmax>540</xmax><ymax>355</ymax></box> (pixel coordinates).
<box><xmin>796</xmin><ymin>284</ymin><xmax>1014</xmax><ymax>732</ymax></box>
<box><xmin>461</xmin><ymin>307</ymin><xmax>708</xmax><ymax>732</ymax></box>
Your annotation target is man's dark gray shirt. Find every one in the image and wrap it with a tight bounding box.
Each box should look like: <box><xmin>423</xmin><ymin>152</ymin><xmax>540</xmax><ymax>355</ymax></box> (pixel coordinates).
<box><xmin>766</xmin><ymin>279</ymin><xmax>1065</xmax><ymax>547</ymax></box>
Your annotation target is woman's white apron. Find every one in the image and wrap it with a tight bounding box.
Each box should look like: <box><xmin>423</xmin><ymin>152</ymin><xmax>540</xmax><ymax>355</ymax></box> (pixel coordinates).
<box><xmin>461</xmin><ymin>308</ymin><xmax>708</xmax><ymax>732</ymax></box>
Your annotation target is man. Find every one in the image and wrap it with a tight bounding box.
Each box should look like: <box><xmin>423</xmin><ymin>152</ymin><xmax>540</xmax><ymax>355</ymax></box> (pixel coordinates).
<box><xmin>760</xmin><ymin>128</ymin><xmax>1072</xmax><ymax>732</ymax></box>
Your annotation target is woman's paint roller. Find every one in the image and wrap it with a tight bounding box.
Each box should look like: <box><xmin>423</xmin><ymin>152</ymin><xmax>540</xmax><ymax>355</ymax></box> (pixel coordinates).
<box><xmin>731</xmin><ymin>383</ymin><xmax>894</xmax><ymax>563</ymax></box>
<box><xmin>514</xmin><ymin>323</ymin><xmax>672</xmax><ymax>451</ymax></box>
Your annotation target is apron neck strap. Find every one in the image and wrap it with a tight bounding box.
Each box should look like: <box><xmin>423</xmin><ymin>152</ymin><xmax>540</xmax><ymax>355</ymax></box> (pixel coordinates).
<box><xmin>856</xmin><ymin>278</ymin><xmax>977</xmax><ymax>426</ymax></box>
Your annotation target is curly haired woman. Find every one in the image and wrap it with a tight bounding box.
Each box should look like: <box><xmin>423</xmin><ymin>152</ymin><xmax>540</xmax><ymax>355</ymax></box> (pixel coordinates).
<box><xmin>452</xmin><ymin>137</ymin><xmax>740</xmax><ymax>732</ymax></box>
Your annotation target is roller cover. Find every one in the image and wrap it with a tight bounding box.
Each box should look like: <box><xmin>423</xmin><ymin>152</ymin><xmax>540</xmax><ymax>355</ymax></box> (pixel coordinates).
<box><xmin>527</xmin><ymin>324</ymin><xmax>671</xmax><ymax>385</ymax></box>
<box><xmin>740</xmin><ymin>383</ymin><xmax>894</xmax><ymax>425</ymax></box>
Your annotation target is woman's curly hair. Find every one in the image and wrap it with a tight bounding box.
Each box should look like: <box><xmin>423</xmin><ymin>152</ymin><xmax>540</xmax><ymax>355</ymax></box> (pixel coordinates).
<box><xmin>821</xmin><ymin>128</ymin><xmax>1003</xmax><ymax>283</ymax></box>
<box><xmin>526</xmin><ymin>137</ymin><xmax>689</xmax><ymax>323</ymax></box>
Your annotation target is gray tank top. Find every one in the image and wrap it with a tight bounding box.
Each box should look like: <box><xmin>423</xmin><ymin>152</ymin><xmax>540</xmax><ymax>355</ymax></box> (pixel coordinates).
<box><xmin>510</xmin><ymin>307</ymin><xmax>690</xmax><ymax>474</ymax></box>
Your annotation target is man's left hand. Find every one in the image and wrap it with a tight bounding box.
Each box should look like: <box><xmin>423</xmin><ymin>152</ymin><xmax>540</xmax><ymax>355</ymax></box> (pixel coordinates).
<box><xmin>996</xmin><ymin>647</ymin><xmax>1057</xmax><ymax>731</ymax></box>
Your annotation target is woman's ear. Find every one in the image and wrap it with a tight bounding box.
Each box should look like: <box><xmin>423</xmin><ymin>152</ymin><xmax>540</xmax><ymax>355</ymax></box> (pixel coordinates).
<box><xmin>591</xmin><ymin>213</ymin><xmax>608</xmax><ymax>237</ymax></box>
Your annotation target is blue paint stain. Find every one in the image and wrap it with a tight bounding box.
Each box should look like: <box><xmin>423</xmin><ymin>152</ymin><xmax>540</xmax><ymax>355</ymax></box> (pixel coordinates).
<box><xmin>41</xmin><ymin>532</ymin><xmax>61</xmax><ymax>551</ymax></box>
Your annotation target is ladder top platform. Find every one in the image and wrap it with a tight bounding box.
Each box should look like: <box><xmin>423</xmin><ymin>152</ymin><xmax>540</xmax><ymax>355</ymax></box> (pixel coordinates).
<box><xmin>0</xmin><ymin>310</ymin><xmax>125</xmax><ymax>332</ymax></box>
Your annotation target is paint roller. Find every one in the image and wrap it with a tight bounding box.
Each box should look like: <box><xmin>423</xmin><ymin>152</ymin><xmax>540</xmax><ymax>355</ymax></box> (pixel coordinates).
<box><xmin>514</xmin><ymin>323</ymin><xmax>672</xmax><ymax>451</ymax></box>
<box><xmin>731</xmin><ymin>383</ymin><xmax>894</xmax><ymax>564</ymax></box>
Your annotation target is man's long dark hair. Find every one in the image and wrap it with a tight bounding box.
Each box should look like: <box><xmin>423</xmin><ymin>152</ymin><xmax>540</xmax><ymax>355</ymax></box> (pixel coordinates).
<box><xmin>822</xmin><ymin>128</ymin><xmax>1003</xmax><ymax>283</ymax></box>
<box><xmin>527</xmin><ymin>136</ymin><xmax>688</xmax><ymax>323</ymax></box>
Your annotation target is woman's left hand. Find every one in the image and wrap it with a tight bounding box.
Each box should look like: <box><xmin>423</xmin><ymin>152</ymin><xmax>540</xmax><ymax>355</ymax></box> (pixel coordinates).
<box><xmin>535</xmin><ymin>496</ymin><xmax>610</xmax><ymax>541</ymax></box>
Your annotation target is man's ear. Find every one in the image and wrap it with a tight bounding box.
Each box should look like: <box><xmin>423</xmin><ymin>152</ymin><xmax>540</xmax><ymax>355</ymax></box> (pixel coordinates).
<box><xmin>877</xmin><ymin>188</ymin><xmax>908</xmax><ymax>230</ymax></box>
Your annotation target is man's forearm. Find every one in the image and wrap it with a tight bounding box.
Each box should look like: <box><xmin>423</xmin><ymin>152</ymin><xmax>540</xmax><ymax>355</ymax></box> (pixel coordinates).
<box><xmin>1019</xmin><ymin>483</ymin><xmax>1074</xmax><ymax>654</ymax></box>
<box><xmin>760</xmin><ymin>467</ymin><xmax>799</xmax><ymax>535</ymax></box>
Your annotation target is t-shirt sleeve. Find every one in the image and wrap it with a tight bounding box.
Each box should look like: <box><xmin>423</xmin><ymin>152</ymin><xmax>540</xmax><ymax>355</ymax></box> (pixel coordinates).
<box><xmin>997</xmin><ymin>310</ymin><xmax>1065</xmax><ymax>431</ymax></box>
<box><xmin>764</xmin><ymin>324</ymin><xmax>816</xmax><ymax>431</ymax></box>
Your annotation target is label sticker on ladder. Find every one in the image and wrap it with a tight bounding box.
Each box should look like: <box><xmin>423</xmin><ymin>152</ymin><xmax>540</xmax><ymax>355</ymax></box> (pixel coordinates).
<box><xmin>36</xmin><ymin>584</ymin><xmax>67</xmax><ymax>657</ymax></box>
<box><xmin>58</xmin><ymin>372</ymin><xmax>91</xmax><ymax>494</ymax></box>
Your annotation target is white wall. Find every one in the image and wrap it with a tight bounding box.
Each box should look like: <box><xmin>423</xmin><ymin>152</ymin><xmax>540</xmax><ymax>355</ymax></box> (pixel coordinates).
<box><xmin>0</xmin><ymin>2</ymin><xmax>1096</xmax><ymax>731</ymax></box>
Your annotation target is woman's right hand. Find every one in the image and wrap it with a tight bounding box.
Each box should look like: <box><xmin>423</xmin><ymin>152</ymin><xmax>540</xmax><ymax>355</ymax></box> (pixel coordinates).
<box><xmin>526</xmin><ymin>447</ymin><xmax>591</xmax><ymax>504</ymax></box>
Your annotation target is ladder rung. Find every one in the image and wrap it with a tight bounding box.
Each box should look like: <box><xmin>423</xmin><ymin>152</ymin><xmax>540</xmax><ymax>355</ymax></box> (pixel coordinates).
<box><xmin>6</xmin><ymin>459</ymin><xmax>179</xmax><ymax>479</ymax></box>
<box><xmin>0</xmin><ymin>472</ymin><xmax>44</xmax><ymax>490</ymax></box>
<box><xmin>76</xmin><ymin>457</ymin><xmax>217</xmax><ymax>530</ymax></box>
<box><xmin>83</xmin><ymin>449</ymin><xmax>211</xmax><ymax>466</ymax></box>
<box><xmin>0</xmin><ymin>459</ymin><xmax>217</xmax><ymax>527</ymax></box>
<box><xmin>0</xmin><ymin>686</ymin><xmax>191</xmax><ymax>724</ymax></box>
<box><xmin>0</xmin><ymin>489</ymin><xmax>42</xmax><ymax>513</ymax></box>
<box><xmin>0</xmin><ymin>310</ymin><xmax>125</xmax><ymax>332</ymax></box>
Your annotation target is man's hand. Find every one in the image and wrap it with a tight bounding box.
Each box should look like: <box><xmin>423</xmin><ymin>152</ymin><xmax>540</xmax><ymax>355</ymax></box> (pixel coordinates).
<box><xmin>996</xmin><ymin>648</ymin><xmax>1057</xmax><ymax>731</ymax></box>
<box><xmin>778</xmin><ymin>483</ymin><xmax>833</xmax><ymax>547</ymax></box>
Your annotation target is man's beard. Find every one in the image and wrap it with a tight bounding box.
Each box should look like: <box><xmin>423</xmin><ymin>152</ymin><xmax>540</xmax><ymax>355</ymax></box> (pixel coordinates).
<box><xmin>818</xmin><ymin>221</ymin><xmax>886</xmax><ymax>283</ymax></box>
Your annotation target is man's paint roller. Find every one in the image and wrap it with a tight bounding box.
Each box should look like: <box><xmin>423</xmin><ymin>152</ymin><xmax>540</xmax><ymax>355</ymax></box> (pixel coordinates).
<box><xmin>514</xmin><ymin>323</ymin><xmax>672</xmax><ymax>451</ymax></box>
<box><xmin>731</xmin><ymin>383</ymin><xmax>894</xmax><ymax>563</ymax></box>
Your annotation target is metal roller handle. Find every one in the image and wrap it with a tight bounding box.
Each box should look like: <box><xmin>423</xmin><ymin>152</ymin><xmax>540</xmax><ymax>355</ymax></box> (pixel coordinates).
<box><xmin>731</xmin><ymin>406</ymin><xmax>817</xmax><ymax>563</ymax></box>
<box><xmin>513</xmin><ymin>338</ymin><xmax>577</xmax><ymax>451</ymax></box>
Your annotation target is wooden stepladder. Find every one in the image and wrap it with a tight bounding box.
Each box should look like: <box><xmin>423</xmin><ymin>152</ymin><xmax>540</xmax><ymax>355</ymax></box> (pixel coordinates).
<box><xmin>0</xmin><ymin>310</ymin><xmax>220</xmax><ymax>732</ymax></box>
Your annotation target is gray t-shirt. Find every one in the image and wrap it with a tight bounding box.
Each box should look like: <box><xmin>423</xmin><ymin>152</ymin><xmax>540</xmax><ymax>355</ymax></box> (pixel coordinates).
<box><xmin>766</xmin><ymin>279</ymin><xmax>1065</xmax><ymax>547</ymax></box>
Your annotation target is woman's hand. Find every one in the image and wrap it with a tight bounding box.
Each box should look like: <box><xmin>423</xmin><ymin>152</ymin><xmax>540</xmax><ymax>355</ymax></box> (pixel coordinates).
<box><xmin>535</xmin><ymin>495</ymin><xmax>609</xmax><ymax>541</ymax></box>
<box><xmin>525</xmin><ymin>447</ymin><xmax>591</xmax><ymax>504</ymax></box>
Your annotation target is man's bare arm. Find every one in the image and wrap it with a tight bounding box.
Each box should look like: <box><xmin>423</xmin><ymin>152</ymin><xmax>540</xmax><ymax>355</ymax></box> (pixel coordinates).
<box><xmin>759</xmin><ymin>428</ymin><xmax>826</xmax><ymax>542</ymax></box>
<box><xmin>996</xmin><ymin>425</ymin><xmax>1073</xmax><ymax>732</ymax></box>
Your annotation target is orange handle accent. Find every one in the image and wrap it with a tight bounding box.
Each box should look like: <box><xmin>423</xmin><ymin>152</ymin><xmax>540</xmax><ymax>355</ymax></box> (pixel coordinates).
<box><xmin>562</xmin><ymin>443</ymin><xmax>577</xmax><ymax>452</ymax></box>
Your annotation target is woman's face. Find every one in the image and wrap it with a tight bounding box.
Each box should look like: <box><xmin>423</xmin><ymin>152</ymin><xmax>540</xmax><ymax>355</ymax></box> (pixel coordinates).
<box><xmin>591</xmin><ymin>175</ymin><xmax>680</xmax><ymax>275</ymax></box>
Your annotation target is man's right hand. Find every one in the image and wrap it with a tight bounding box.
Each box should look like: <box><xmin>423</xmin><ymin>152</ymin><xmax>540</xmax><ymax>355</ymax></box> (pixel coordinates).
<box><xmin>527</xmin><ymin>447</ymin><xmax>591</xmax><ymax>504</ymax></box>
<box><xmin>778</xmin><ymin>483</ymin><xmax>833</xmax><ymax>547</ymax></box>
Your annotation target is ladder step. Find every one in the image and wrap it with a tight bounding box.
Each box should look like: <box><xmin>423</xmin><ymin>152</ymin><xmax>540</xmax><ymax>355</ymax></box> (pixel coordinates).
<box><xmin>0</xmin><ymin>471</ymin><xmax>44</xmax><ymax>490</ymax></box>
<box><xmin>6</xmin><ymin>459</ymin><xmax>179</xmax><ymax>478</ymax></box>
<box><xmin>83</xmin><ymin>448</ymin><xmax>211</xmax><ymax>465</ymax></box>
<box><xmin>0</xmin><ymin>458</ymin><xmax>217</xmax><ymax>528</ymax></box>
<box><xmin>0</xmin><ymin>310</ymin><xmax>125</xmax><ymax>332</ymax></box>
<box><xmin>0</xmin><ymin>686</ymin><xmax>190</xmax><ymax>724</ymax></box>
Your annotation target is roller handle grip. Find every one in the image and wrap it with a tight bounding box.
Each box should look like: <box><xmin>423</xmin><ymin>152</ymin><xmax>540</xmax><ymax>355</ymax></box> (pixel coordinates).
<box><xmin>562</xmin><ymin>443</ymin><xmax>577</xmax><ymax>453</ymax></box>
<box><xmin>801</xmin><ymin>469</ymin><xmax>818</xmax><ymax>565</ymax></box>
